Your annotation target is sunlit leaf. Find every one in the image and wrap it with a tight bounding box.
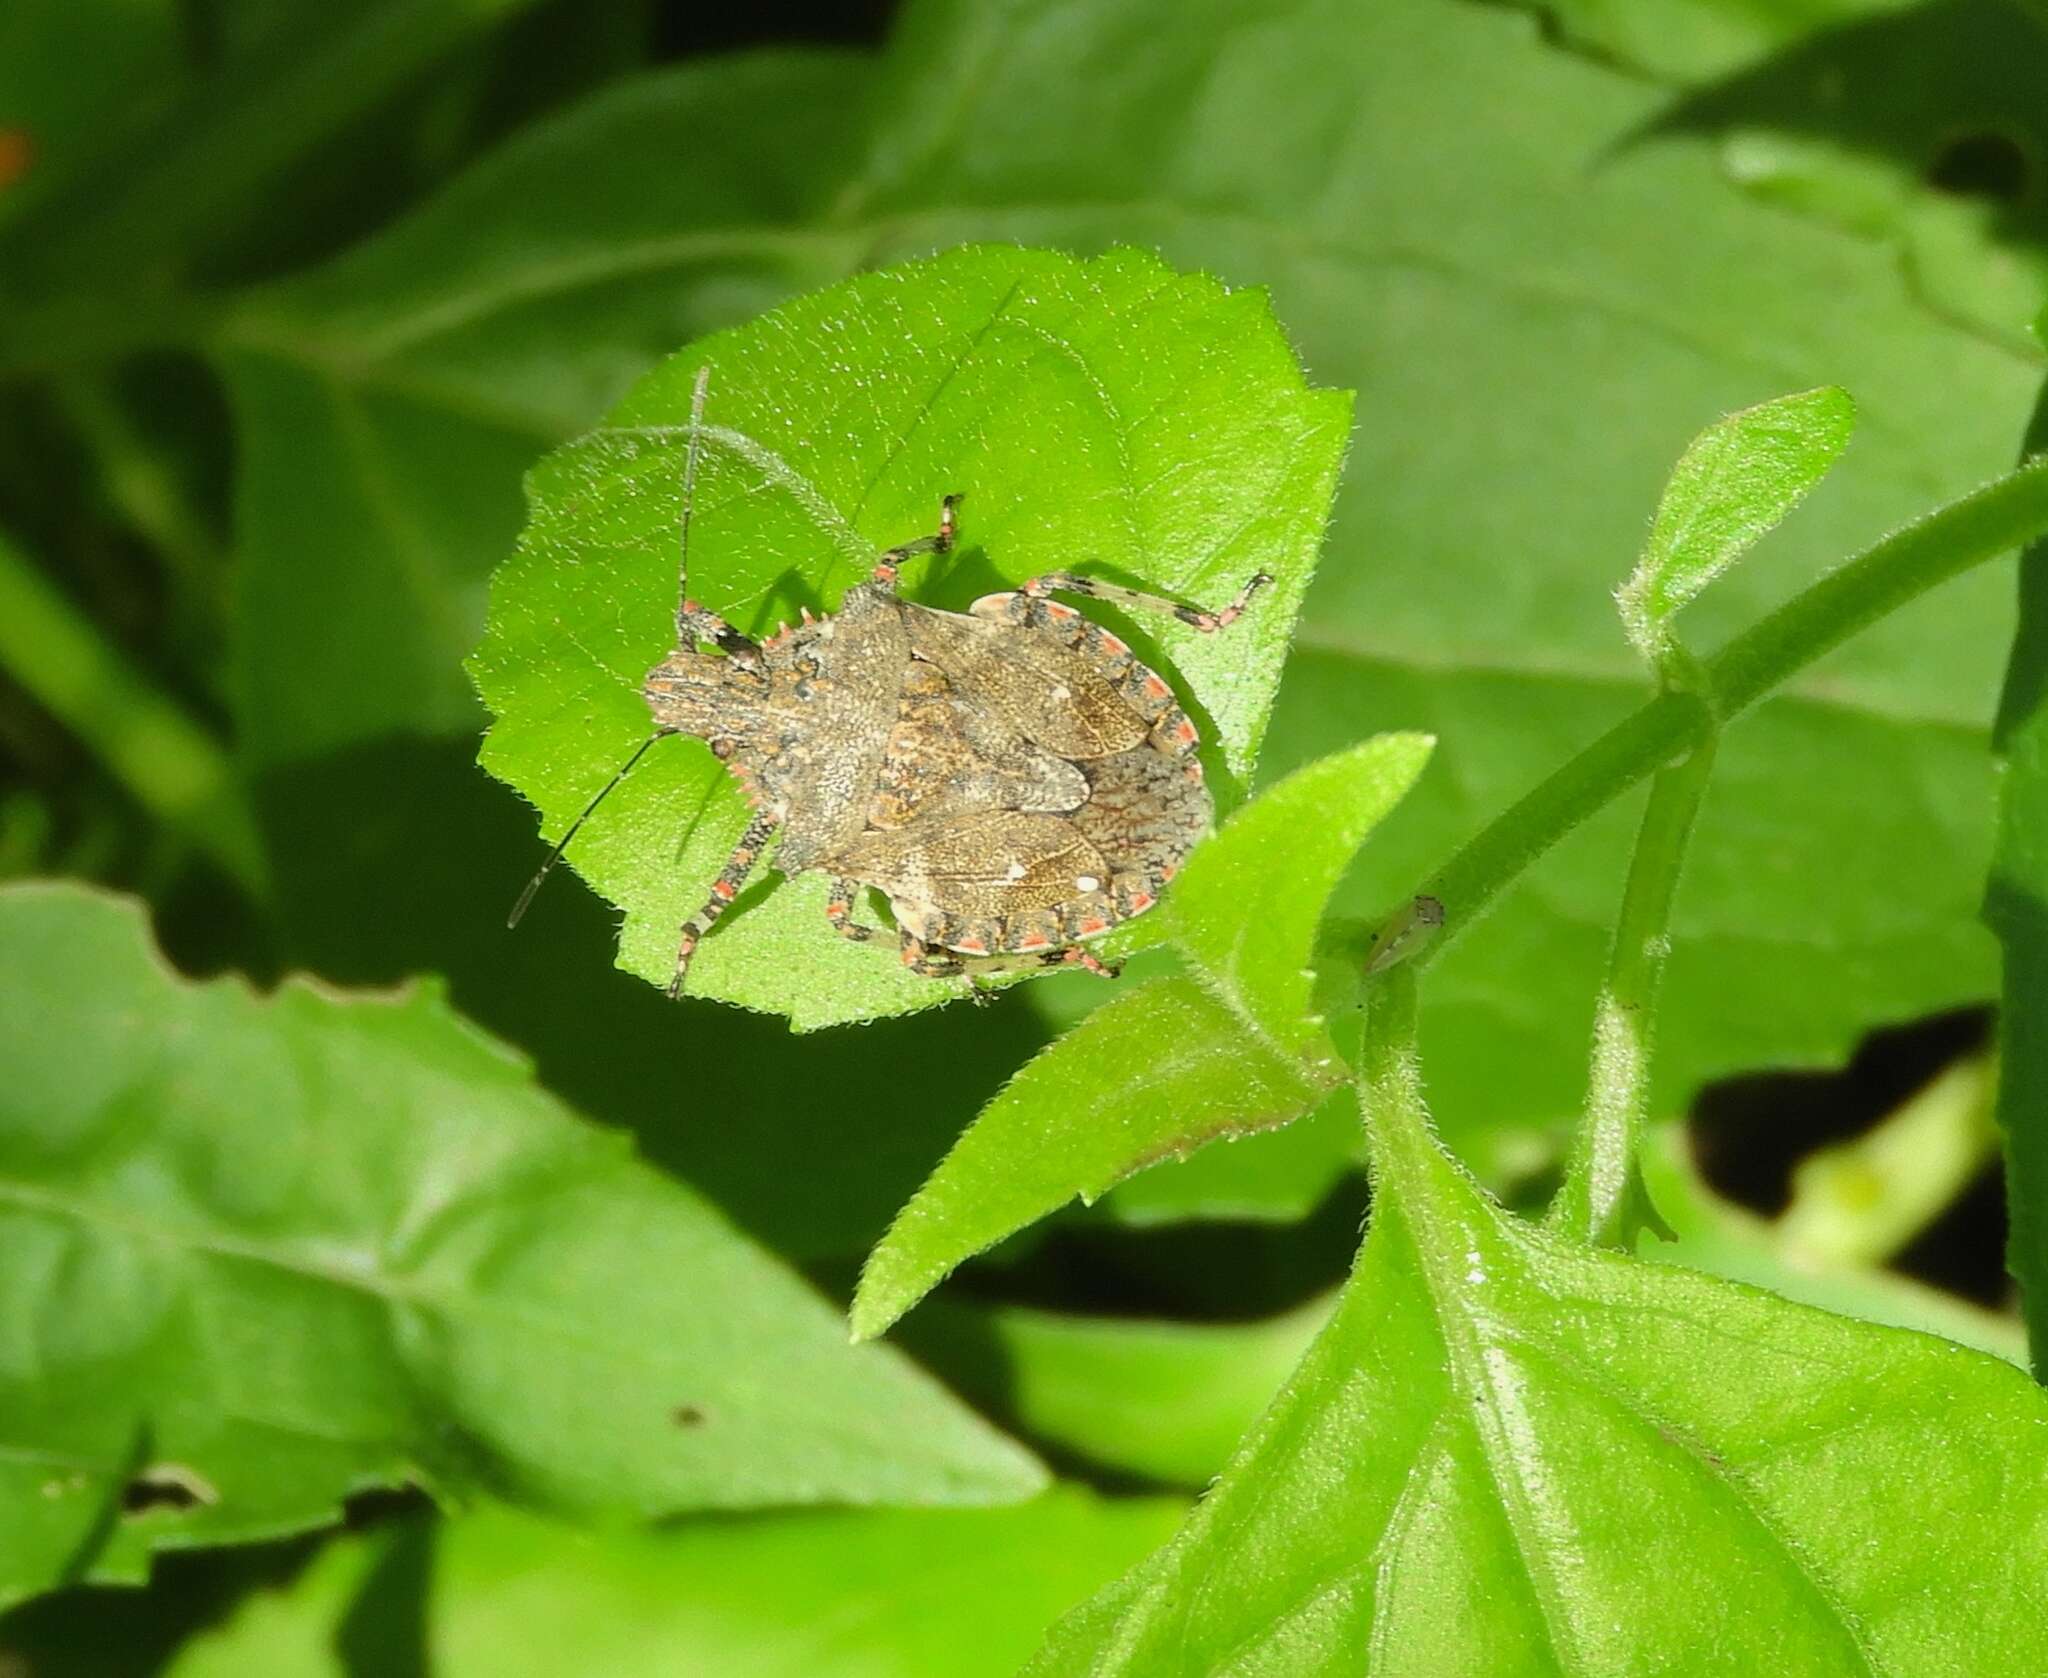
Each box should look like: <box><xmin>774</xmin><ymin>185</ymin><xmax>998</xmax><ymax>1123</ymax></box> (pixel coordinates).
<box><xmin>165</xmin><ymin>1494</ymin><xmax>1184</xmax><ymax>1678</ymax></box>
<box><xmin>467</xmin><ymin>242</ymin><xmax>1350</xmax><ymax>1027</ymax></box>
<box><xmin>1029</xmin><ymin>998</ymin><xmax>2048</xmax><ymax>1674</ymax></box>
<box><xmin>1617</xmin><ymin>385</ymin><xmax>1855</xmax><ymax>662</ymax></box>
<box><xmin>218</xmin><ymin>0</ymin><xmax>2038</xmax><ymax>1172</ymax></box>
<box><xmin>909</xmin><ymin>1297</ymin><xmax>1332</xmax><ymax>1488</ymax></box>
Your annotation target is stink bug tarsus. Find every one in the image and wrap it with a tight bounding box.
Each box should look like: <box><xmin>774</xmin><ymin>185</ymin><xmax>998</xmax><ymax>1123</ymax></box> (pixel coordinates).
<box><xmin>512</xmin><ymin>366</ymin><xmax>1269</xmax><ymax>999</ymax></box>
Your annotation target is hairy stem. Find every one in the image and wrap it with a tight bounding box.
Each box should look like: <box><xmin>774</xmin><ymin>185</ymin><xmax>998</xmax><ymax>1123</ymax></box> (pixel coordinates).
<box><xmin>1357</xmin><ymin>968</ymin><xmax>1431</xmax><ymax>1190</ymax></box>
<box><xmin>1549</xmin><ymin>726</ymin><xmax>1718</xmax><ymax>1247</ymax></box>
<box><xmin>1404</xmin><ymin>453</ymin><xmax>2048</xmax><ymax>969</ymax></box>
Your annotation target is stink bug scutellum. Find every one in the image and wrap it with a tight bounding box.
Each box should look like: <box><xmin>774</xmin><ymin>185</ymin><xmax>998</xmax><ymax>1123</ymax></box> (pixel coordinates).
<box><xmin>512</xmin><ymin>367</ymin><xmax>1268</xmax><ymax>998</ymax></box>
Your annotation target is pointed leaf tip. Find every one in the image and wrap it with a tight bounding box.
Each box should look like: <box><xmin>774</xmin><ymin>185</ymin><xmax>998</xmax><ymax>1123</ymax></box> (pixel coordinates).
<box><xmin>1621</xmin><ymin>386</ymin><xmax>1856</xmax><ymax>662</ymax></box>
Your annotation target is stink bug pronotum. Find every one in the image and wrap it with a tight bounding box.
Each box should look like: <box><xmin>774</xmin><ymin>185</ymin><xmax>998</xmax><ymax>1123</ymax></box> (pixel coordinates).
<box><xmin>513</xmin><ymin>367</ymin><xmax>1267</xmax><ymax>997</ymax></box>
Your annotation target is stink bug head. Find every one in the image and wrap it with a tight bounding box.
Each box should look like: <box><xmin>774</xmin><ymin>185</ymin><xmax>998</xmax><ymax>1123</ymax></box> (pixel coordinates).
<box><xmin>643</xmin><ymin>645</ymin><xmax>768</xmax><ymax>743</ymax></box>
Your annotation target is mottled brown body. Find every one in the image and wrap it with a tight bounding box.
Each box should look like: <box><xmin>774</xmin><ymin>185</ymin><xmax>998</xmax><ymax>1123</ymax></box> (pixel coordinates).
<box><xmin>645</xmin><ymin>544</ymin><xmax>1252</xmax><ymax>987</ymax></box>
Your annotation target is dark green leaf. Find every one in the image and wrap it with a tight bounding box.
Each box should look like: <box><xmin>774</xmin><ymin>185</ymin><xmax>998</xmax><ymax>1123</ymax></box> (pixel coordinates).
<box><xmin>0</xmin><ymin>0</ymin><xmax>182</xmax><ymax>236</ymax></box>
<box><xmin>221</xmin><ymin>49</ymin><xmax>879</xmax><ymax>773</ymax></box>
<box><xmin>220</xmin><ymin>0</ymin><xmax>2036</xmax><ymax>1155</ymax></box>
<box><xmin>1985</xmin><ymin>387</ymin><xmax>2048</xmax><ymax>1371</ymax></box>
<box><xmin>1634</xmin><ymin>2</ymin><xmax>2048</xmax><ymax>349</ymax></box>
<box><xmin>0</xmin><ymin>0</ymin><xmax>550</xmax><ymax>300</ymax></box>
<box><xmin>1496</xmin><ymin>0</ymin><xmax>1910</xmax><ymax>80</ymax></box>
<box><xmin>0</xmin><ymin>883</ymin><xmax>1041</xmax><ymax>1605</ymax></box>
<box><xmin>856</xmin><ymin>0</ymin><xmax>2034</xmax><ymax>1157</ymax></box>
<box><xmin>909</xmin><ymin>1298</ymin><xmax>1331</xmax><ymax>1488</ymax></box>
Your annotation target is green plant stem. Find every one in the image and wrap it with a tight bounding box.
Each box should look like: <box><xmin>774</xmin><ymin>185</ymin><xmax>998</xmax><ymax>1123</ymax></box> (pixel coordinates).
<box><xmin>0</xmin><ymin>530</ymin><xmax>264</xmax><ymax>894</ymax></box>
<box><xmin>1549</xmin><ymin>727</ymin><xmax>1717</xmax><ymax>1247</ymax></box>
<box><xmin>1357</xmin><ymin>969</ymin><xmax>1450</xmax><ymax>1217</ymax></box>
<box><xmin>1406</xmin><ymin>453</ymin><xmax>2048</xmax><ymax>970</ymax></box>
<box><xmin>1359</xmin><ymin>968</ymin><xmax>1421</xmax><ymax>1156</ymax></box>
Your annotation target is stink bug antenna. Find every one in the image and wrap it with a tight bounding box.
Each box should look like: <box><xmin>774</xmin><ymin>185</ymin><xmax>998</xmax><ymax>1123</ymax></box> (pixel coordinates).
<box><xmin>507</xmin><ymin>731</ymin><xmax>666</xmax><ymax>929</ymax></box>
<box><xmin>677</xmin><ymin>363</ymin><xmax>710</xmax><ymax>639</ymax></box>
<box><xmin>511</xmin><ymin>366</ymin><xmax>711</xmax><ymax>933</ymax></box>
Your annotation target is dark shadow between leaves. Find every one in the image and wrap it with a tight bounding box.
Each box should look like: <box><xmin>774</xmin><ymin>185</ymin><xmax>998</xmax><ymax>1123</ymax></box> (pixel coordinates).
<box><xmin>334</xmin><ymin>1514</ymin><xmax>433</xmax><ymax>1678</ymax></box>
<box><xmin>249</xmin><ymin>733</ymin><xmax>1050</xmax><ymax>1262</ymax></box>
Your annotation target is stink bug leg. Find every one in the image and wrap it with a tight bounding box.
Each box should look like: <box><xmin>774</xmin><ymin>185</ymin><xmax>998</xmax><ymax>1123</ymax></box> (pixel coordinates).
<box><xmin>996</xmin><ymin>569</ymin><xmax>1273</xmax><ymax>633</ymax></box>
<box><xmin>870</xmin><ymin>494</ymin><xmax>962</xmax><ymax>590</ymax></box>
<box><xmin>896</xmin><ymin>926</ymin><xmax>1123</xmax><ymax>982</ymax></box>
<box><xmin>674</xmin><ymin>366</ymin><xmax>764</xmax><ymax>670</ymax></box>
<box><xmin>825</xmin><ymin>879</ymin><xmax>878</xmax><ymax>942</ymax></box>
<box><xmin>669</xmin><ymin>811</ymin><xmax>778</xmax><ymax>998</ymax></box>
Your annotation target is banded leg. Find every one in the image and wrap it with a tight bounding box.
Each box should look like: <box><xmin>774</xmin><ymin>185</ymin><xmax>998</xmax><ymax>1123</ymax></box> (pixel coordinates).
<box><xmin>1011</xmin><ymin>569</ymin><xmax>1271</xmax><ymax>632</ymax></box>
<box><xmin>870</xmin><ymin>494</ymin><xmax>962</xmax><ymax>588</ymax></box>
<box><xmin>897</xmin><ymin>926</ymin><xmax>1122</xmax><ymax>982</ymax></box>
<box><xmin>825</xmin><ymin>878</ymin><xmax>877</xmax><ymax>943</ymax></box>
<box><xmin>677</xmin><ymin>597</ymin><xmax>762</xmax><ymax>670</ymax></box>
<box><xmin>667</xmin><ymin>812</ymin><xmax>777</xmax><ymax>999</ymax></box>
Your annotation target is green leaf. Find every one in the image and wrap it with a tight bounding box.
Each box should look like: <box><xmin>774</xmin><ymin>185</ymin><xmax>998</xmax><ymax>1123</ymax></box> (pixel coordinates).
<box><xmin>851</xmin><ymin>736</ymin><xmax>1431</xmax><ymax>1339</ymax></box>
<box><xmin>0</xmin><ymin>882</ymin><xmax>1041</xmax><ymax>1605</ymax></box>
<box><xmin>1640</xmin><ymin>1122</ymin><xmax>2026</xmax><ymax>1367</ymax></box>
<box><xmin>165</xmin><ymin>1494</ymin><xmax>1186</xmax><ymax>1678</ymax></box>
<box><xmin>1027</xmin><ymin>993</ymin><xmax>2048</xmax><ymax>1674</ymax></box>
<box><xmin>0</xmin><ymin>0</ymin><xmax>549</xmax><ymax>302</ymax></box>
<box><xmin>0</xmin><ymin>0</ymin><xmax>182</xmax><ymax>236</ymax></box>
<box><xmin>860</xmin><ymin>0</ymin><xmax>2035</xmax><ymax>1158</ymax></box>
<box><xmin>1986</xmin><ymin>390</ymin><xmax>2048</xmax><ymax>1371</ymax></box>
<box><xmin>469</xmin><ymin>242</ymin><xmax>1349</xmax><ymax>1025</ymax></box>
<box><xmin>1093</xmin><ymin>1080</ymin><xmax>1363</xmax><ymax>1225</ymax></box>
<box><xmin>1168</xmin><ymin>736</ymin><xmax>1436</xmax><ymax>1055</ymax></box>
<box><xmin>1617</xmin><ymin>386</ymin><xmax>1855</xmax><ymax>662</ymax></box>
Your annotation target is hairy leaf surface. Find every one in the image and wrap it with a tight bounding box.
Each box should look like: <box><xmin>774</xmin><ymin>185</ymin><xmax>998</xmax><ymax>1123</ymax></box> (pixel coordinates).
<box><xmin>1618</xmin><ymin>385</ymin><xmax>1855</xmax><ymax>660</ymax></box>
<box><xmin>1027</xmin><ymin>1006</ymin><xmax>2048</xmax><ymax>1675</ymax></box>
<box><xmin>468</xmin><ymin>242</ymin><xmax>1347</xmax><ymax>1025</ymax></box>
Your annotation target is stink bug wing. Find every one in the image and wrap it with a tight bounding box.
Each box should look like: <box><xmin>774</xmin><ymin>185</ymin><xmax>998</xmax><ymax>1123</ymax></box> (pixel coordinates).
<box><xmin>833</xmin><ymin>808</ymin><xmax>1112</xmax><ymax>928</ymax></box>
<box><xmin>902</xmin><ymin>605</ymin><xmax>1149</xmax><ymax>760</ymax></box>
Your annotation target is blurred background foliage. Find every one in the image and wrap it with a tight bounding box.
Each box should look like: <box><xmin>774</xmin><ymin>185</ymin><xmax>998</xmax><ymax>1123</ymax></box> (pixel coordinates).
<box><xmin>0</xmin><ymin>0</ymin><xmax>2040</xmax><ymax>1669</ymax></box>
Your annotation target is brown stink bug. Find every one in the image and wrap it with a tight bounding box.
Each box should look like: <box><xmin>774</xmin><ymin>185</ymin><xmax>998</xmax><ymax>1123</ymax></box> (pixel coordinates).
<box><xmin>513</xmin><ymin>367</ymin><xmax>1268</xmax><ymax>998</ymax></box>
